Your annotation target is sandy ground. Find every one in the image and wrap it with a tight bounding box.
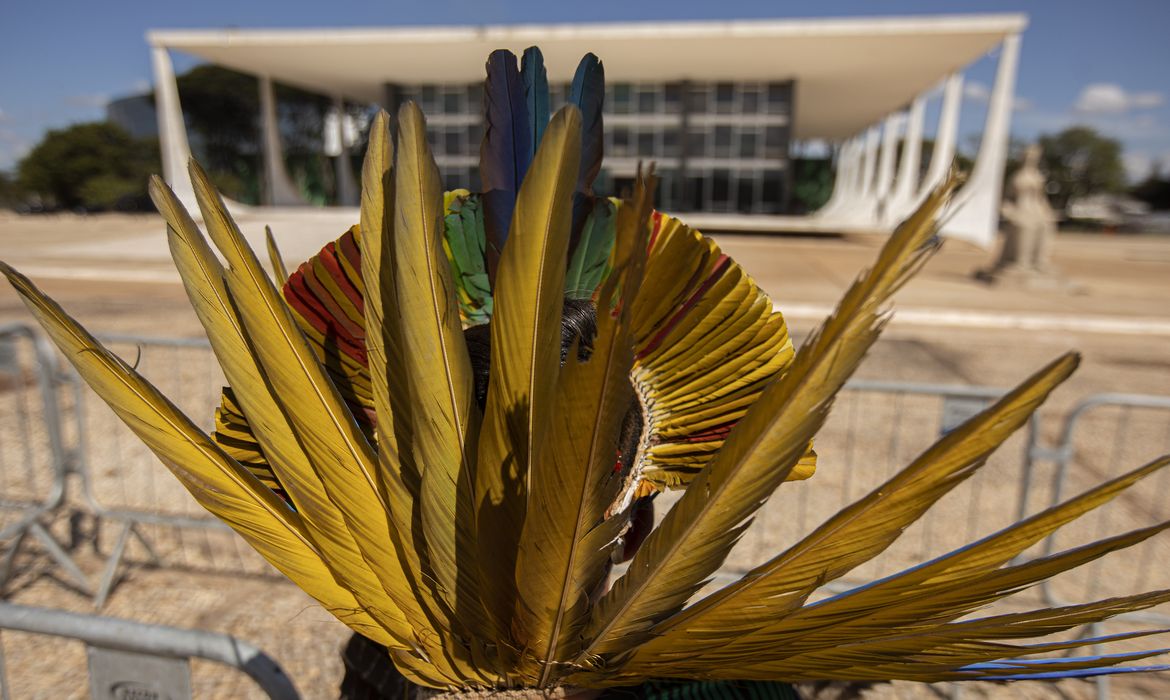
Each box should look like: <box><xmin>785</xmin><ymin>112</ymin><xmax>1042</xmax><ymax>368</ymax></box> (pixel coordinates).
<box><xmin>1</xmin><ymin>210</ymin><xmax>1169</xmax><ymax>699</ymax></box>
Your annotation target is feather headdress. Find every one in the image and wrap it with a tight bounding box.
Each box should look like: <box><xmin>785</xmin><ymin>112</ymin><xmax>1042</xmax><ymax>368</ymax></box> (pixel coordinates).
<box><xmin>3</xmin><ymin>48</ymin><xmax>1167</xmax><ymax>693</ymax></box>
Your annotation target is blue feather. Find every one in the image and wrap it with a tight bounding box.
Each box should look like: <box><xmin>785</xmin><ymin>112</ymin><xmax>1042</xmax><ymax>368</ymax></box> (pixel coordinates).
<box><xmin>970</xmin><ymin>665</ymin><xmax>1170</xmax><ymax>681</ymax></box>
<box><xmin>567</xmin><ymin>53</ymin><xmax>605</xmax><ymax>196</ymax></box>
<box><xmin>480</xmin><ymin>49</ymin><xmax>532</xmax><ymax>281</ymax></box>
<box><xmin>566</xmin><ymin>53</ymin><xmax>606</xmax><ymax>257</ymax></box>
<box><xmin>521</xmin><ymin>47</ymin><xmax>549</xmax><ymax>161</ymax></box>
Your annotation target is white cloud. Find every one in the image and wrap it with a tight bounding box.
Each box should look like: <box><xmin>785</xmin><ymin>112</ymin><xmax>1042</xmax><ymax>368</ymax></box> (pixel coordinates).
<box><xmin>963</xmin><ymin>81</ymin><xmax>990</xmax><ymax>102</ymax></box>
<box><xmin>963</xmin><ymin>80</ymin><xmax>1031</xmax><ymax>111</ymax></box>
<box><xmin>1075</xmin><ymin>83</ymin><xmax>1164</xmax><ymax>114</ymax></box>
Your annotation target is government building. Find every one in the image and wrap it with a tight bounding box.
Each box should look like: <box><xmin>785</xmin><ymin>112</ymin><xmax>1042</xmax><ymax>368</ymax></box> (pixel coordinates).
<box><xmin>148</xmin><ymin>14</ymin><xmax>1026</xmax><ymax>248</ymax></box>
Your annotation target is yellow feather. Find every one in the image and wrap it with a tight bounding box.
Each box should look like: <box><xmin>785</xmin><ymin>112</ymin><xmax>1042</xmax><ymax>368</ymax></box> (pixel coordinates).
<box><xmin>627</xmin><ymin>352</ymin><xmax>1079</xmax><ymax>664</ymax></box>
<box><xmin>392</xmin><ymin>104</ymin><xmax>493</xmax><ymax>663</ymax></box>
<box><xmin>264</xmin><ymin>226</ymin><xmax>289</xmax><ymax>283</ymax></box>
<box><xmin>475</xmin><ymin>106</ymin><xmax>582</xmax><ymax>666</ymax></box>
<box><xmin>516</xmin><ymin>172</ymin><xmax>655</xmax><ymax>688</ymax></box>
<box><xmin>580</xmin><ymin>179</ymin><xmax>960</xmax><ymax>665</ymax></box>
<box><xmin>148</xmin><ymin>177</ymin><xmax>418</xmax><ymax>652</ymax></box>
<box><xmin>0</xmin><ymin>262</ymin><xmax>394</xmax><ymax>648</ymax></box>
<box><xmin>186</xmin><ymin>161</ymin><xmax>459</xmax><ymax>683</ymax></box>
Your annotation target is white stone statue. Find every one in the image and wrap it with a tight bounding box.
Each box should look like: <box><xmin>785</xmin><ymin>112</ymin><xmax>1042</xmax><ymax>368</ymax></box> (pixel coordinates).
<box><xmin>988</xmin><ymin>144</ymin><xmax>1058</xmax><ymax>277</ymax></box>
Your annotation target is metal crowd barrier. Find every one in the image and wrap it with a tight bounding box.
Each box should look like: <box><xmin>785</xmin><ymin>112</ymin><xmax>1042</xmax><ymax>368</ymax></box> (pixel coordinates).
<box><xmin>0</xmin><ymin>324</ymin><xmax>87</xmax><ymax>595</ymax></box>
<box><xmin>3</xmin><ymin>327</ymin><xmax>1169</xmax><ymax>699</ymax></box>
<box><xmin>0</xmin><ymin>602</ymin><xmax>299</xmax><ymax>699</ymax></box>
<box><xmin>718</xmin><ymin>379</ymin><xmax>1039</xmax><ymax>597</ymax></box>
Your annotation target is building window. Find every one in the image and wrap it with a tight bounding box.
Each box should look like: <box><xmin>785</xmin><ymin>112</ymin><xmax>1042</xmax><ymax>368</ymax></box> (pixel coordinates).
<box><xmin>663</xmin><ymin>128</ymin><xmax>680</xmax><ymax>157</ymax></box>
<box><xmin>741</xmin><ymin>88</ymin><xmax>761</xmax><ymax>114</ymax></box>
<box><xmin>711</xmin><ymin>169</ymin><xmax>732</xmax><ymax>209</ymax></box>
<box><xmin>715</xmin><ymin>83</ymin><xmax>735</xmax><ymax>114</ymax></box>
<box><xmin>765</xmin><ymin>126</ymin><xmax>786</xmax><ymax>159</ymax></box>
<box><xmin>637</xmin><ymin>87</ymin><xmax>657</xmax><ymax>113</ymax></box>
<box><xmin>443</xmin><ymin>90</ymin><xmax>461</xmax><ymax>113</ymax></box>
<box><xmin>714</xmin><ymin>126</ymin><xmax>732</xmax><ymax>157</ymax></box>
<box><xmin>611</xmin><ymin>127</ymin><xmax>631</xmax><ymax>156</ymax></box>
<box><xmin>738</xmin><ymin>130</ymin><xmax>759</xmax><ymax>159</ymax></box>
<box><xmin>421</xmin><ymin>85</ymin><xmax>439</xmax><ymax>112</ymax></box>
<box><xmin>445</xmin><ymin>129</ymin><xmax>462</xmax><ymax>156</ymax></box>
<box><xmin>664</xmin><ymin>83</ymin><xmax>682</xmax><ymax>113</ymax></box>
<box><xmin>687</xmin><ymin>129</ymin><xmax>708</xmax><ymax>157</ymax></box>
<box><xmin>766</xmin><ymin>83</ymin><xmax>788</xmax><ymax>113</ymax></box>
<box><xmin>637</xmin><ymin>131</ymin><xmax>655</xmax><ymax>157</ymax></box>
<box><xmin>687</xmin><ymin>87</ymin><xmax>708</xmax><ymax>114</ymax></box>
<box><xmin>466</xmin><ymin>84</ymin><xmax>484</xmax><ymax>108</ymax></box>
<box><xmin>612</xmin><ymin>84</ymin><xmax>632</xmax><ymax>114</ymax></box>
<box><xmin>736</xmin><ymin>171</ymin><xmax>756</xmax><ymax>213</ymax></box>
<box><xmin>762</xmin><ymin>170</ymin><xmax>783</xmax><ymax>213</ymax></box>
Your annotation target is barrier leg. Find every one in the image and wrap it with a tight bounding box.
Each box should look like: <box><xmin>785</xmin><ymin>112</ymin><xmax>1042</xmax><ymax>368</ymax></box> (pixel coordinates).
<box><xmin>131</xmin><ymin>525</ymin><xmax>162</xmax><ymax>568</ymax></box>
<box><xmin>94</xmin><ymin>522</ymin><xmax>132</xmax><ymax>609</ymax></box>
<box><xmin>0</xmin><ymin>530</ymin><xmax>27</xmax><ymax>593</ymax></box>
<box><xmin>27</xmin><ymin>523</ymin><xmax>89</xmax><ymax>594</ymax></box>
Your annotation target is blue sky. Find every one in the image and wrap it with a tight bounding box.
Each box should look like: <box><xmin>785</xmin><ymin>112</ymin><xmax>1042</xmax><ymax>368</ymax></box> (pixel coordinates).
<box><xmin>2</xmin><ymin>0</ymin><xmax>1168</xmax><ymax>180</ymax></box>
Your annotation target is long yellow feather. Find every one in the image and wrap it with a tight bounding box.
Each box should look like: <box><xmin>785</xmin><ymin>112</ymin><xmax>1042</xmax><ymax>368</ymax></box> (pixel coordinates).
<box><xmin>148</xmin><ymin>177</ymin><xmax>417</xmax><ymax>652</ymax></box>
<box><xmin>265</xmin><ymin>226</ymin><xmax>289</xmax><ymax>283</ymax></box>
<box><xmin>516</xmin><ymin>172</ymin><xmax>655</xmax><ymax>687</ymax></box>
<box><xmin>656</xmin><ymin>454</ymin><xmax>1170</xmax><ymax>671</ymax></box>
<box><xmin>631</xmin><ymin>352</ymin><xmax>1080</xmax><ymax>663</ymax></box>
<box><xmin>393</xmin><ymin>103</ymin><xmax>483</xmax><ymax>632</ymax></box>
<box><xmin>186</xmin><ymin>161</ymin><xmax>460</xmax><ymax>682</ymax></box>
<box><xmin>580</xmin><ymin>179</ymin><xmax>960</xmax><ymax>665</ymax></box>
<box><xmin>474</xmin><ymin>106</ymin><xmax>582</xmax><ymax>661</ymax></box>
<box><xmin>0</xmin><ymin>262</ymin><xmax>396</xmax><ymax>649</ymax></box>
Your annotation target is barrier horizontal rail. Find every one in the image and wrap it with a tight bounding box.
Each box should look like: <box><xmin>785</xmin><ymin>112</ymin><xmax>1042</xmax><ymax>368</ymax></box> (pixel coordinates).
<box><xmin>0</xmin><ymin>602</ymin><xmax>299</xmax><ymax>699</ymax></box>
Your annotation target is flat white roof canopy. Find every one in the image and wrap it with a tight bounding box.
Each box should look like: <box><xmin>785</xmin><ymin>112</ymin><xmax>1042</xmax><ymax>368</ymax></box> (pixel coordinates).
<box><xmin>149</xmin><ymin>14</ymin><xmax>1026</xmax><ymax>140</ymax></box>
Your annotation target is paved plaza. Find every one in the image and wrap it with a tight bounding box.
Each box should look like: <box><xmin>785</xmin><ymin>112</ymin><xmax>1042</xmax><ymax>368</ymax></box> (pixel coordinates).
<box><xmin>1</xmin><ymin>211</ymin><xmax>1168</xmax><ymax>698</ymax></box>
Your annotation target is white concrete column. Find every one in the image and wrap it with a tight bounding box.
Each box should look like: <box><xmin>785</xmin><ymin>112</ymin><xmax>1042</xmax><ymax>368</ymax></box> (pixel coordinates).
<box><xmin>875</xmin><ymin>114</ymin><xmax>901</xmax><ymax>204</ymax></box>
<box><xmin>150</xmin><ymin>46</ymin><xmax>196</xmax><ymax>209</ymax></box>
<box><xmin>815</xmin><ymin>137</ymin><xmax>855</xmax><ymax>219</ymax></box>
<box><xmin>331</xmin><ymin>96</ymin><xmax>359</xmax><ymax>206</ymax></box>
<box><xmin>918</xmin><ymin>73</ymin><xmax>964</xmax><ymax>203</ymax></box>
<box><xmin>943</xmin><ymin>34</ymin><xmax>1022</xmax><ymax>248</ymax></box>
<box><xmin>259</xmin><ymin>74</ymin><xmax>306</xmax><ymax>207</ymax></box>
<box><xmin>886</xmin><ymin>95</ymin><xmax>926</xmax><ymax>224</ymax></box>
<box><xmin>859</xmin><ymin>127</ymin><xmax>880</xmax><ymax>200</ymax></box>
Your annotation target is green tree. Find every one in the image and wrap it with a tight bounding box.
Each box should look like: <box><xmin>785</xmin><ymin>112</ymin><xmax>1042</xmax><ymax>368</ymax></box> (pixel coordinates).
<box><xmin>17</xmin><ymin>122</ymin><xmax>159</xmax><ymax>211</ymax></box>
<box><xmin>1037</xmin><ymin>126</ymin><xmax>1125</xmax><ymax>210</ymax></box>
<box><xmin>0</xmin><ymin>171</ymin><xmax>21</xmax><ymax>209</ymax></box>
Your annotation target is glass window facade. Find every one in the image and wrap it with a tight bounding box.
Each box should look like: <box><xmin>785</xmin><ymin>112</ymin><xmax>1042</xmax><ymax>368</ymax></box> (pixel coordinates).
<box><xmin>383</xmin><ymin>78</ymin><xmax>794</xmax><ymax>213</ymax></box>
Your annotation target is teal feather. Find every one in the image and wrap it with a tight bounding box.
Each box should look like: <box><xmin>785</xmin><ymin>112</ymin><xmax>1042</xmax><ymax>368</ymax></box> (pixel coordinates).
<box><xmin>521</xmin><ymin>47</ymin><xmax>550</xmax><ymax>162</ymax></box>
<box><xmin>564</xmin><ymin>198</ymin><xmax>617</xmax><ymax>300</ymax></box>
